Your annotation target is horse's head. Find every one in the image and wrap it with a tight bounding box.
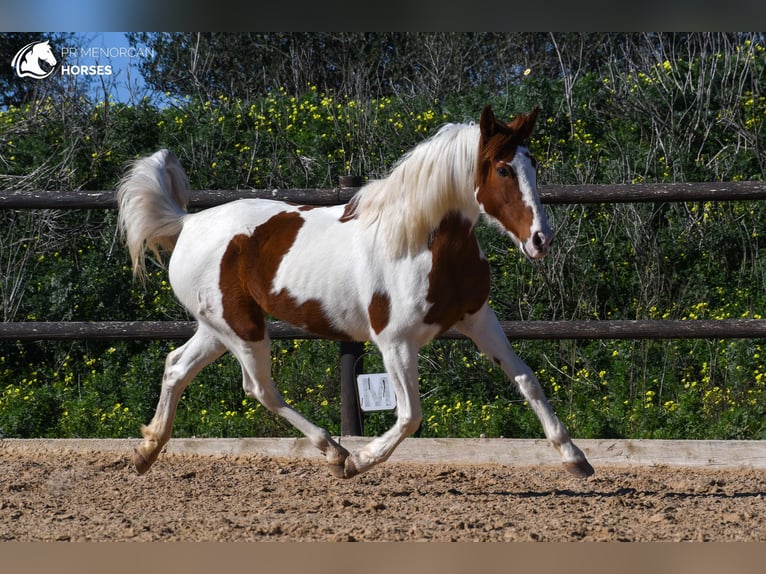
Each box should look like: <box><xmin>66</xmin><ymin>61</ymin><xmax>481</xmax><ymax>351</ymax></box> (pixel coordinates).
<box><xmin>475</xmin><ymin>105</ymin><xmax>553</xmax><ymax>260</ymax></box>
<box><xmin>34</xmin><ymin>41</ymin><xmax>57</xmax><ymax>67</ymax></box>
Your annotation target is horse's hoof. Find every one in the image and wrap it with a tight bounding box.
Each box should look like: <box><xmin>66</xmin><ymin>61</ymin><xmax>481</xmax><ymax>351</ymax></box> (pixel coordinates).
<box><xmin>563</xmin><ymin>458</ymin><xmax>595</xmax><ymax>478</ymax></box>
<box><xmin>328</xmin><ymin>462</ymin><xmax>347</xmax><ymax>479</ymax></box>
<box><xmin>343</xmin><ymin>456</ymin><xmax>361</xmax><ymax>479</ymax></box>
<box><xmin>326</xmin><ymin>443</ymin><xmax>351</xmax><ymax>479</ymax></box>
<box><xmin>132</xmin><ymin>448</ymin><xmax>156</xmax><ymax>475</ymax></box>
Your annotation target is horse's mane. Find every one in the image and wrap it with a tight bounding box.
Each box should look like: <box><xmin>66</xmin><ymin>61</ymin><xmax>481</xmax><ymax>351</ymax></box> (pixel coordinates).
<box><xmin>348</xmin><ymin>122</ymin><xmax>481</xmax><ymax>257</ymax></box>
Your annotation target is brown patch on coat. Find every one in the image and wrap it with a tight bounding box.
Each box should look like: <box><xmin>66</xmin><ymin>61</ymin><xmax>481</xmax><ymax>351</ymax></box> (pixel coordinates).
<box><xmin>423</xmin><ymin>212</ymin><xmax>490</xmax><ymax>332</ymax></box>
<box><xmin>339</xmin><ymin>202</ymin><xmax>357</xmax><ymax>222</ymax></box>
<box><xmin>219</xmin><ymin>210</ymin><xmax>351</xmax><ymax>341</ymax></box>
<box><xmin>269</xmin><ymin>290</ymin><xmax>352</xmax><ymax>340</ymax></box>
<box><xmin>368</xmin><ymin>291</ymin><xmax>391</xmax><ymax>334</ymax></box>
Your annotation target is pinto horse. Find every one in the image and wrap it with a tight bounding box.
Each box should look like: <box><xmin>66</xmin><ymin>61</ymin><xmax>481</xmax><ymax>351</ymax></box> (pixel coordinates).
<box><xmin>117</xmin><ymin>105</ymin><xmax>594</xmax><ymax>479</ymax></box>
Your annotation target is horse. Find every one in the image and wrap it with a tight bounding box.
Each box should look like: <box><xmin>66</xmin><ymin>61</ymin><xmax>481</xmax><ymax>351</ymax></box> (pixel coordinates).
<box><xmin>116</xmin><ymin>105</ymin><xmax>594</xmax><ymax>479</ymax></box>
<box><xmin>12</xmin><ymin>40</ymin><xmax>57</xmax><ymax>79</ymax></box>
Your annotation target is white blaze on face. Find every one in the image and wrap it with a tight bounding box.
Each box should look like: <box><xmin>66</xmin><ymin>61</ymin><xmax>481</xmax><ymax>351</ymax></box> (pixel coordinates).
<box><xmin>511</xmin><ymin>147</ymin><xmax>553</xmax><ymax>259</ymax></box>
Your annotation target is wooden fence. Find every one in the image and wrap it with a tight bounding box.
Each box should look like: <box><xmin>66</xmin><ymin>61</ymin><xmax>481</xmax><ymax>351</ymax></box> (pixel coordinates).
<box><xmin>3</xmin><ymin>180</ymin><xmax>766</xmax><ymax>433</ymax></box>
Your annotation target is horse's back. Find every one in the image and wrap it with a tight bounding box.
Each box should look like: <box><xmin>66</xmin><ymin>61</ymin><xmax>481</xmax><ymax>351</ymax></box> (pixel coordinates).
<box><xmin>168</xmin><ymin>198</ymin><xmax>366</xmax><ymax>334</ymax></box>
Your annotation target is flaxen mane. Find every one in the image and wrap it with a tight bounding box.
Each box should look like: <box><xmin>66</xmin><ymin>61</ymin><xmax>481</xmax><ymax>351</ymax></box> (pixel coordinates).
<box><xmin>347</xmin><ymin>122</ymin><xmax>482</xmax><ymax>256</ymax></box>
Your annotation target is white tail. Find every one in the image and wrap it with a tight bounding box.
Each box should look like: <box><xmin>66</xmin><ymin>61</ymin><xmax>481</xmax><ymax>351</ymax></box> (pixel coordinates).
<box><xmin>116</xmin><ymin>149</ymin><xmax>191</xmax><ymax>281</ymax></box>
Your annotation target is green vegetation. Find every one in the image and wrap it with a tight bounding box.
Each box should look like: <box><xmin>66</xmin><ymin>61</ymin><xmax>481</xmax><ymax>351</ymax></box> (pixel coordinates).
<box><xmin>1</xmin><ymin>34</ymin><xmax>765</xmax><ymax>441</ymax></box>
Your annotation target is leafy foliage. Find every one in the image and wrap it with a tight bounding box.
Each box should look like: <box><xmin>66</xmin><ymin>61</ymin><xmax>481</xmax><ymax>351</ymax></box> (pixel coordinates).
<box><xmin>1</xmin><ymin>34</ymin><xmax>765</xmax><ymax>441</ymax></box>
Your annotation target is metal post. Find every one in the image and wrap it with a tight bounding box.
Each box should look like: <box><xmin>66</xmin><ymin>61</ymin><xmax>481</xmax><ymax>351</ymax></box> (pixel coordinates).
<box><xmin>338</xmin><ymin>175</ymin><xmax>365</xmax><ymax>436</ymax></box>
<box><xmin>339</xmin><ymin>341</ymin><xmax>364</xmax><ymax>436</ymax></box>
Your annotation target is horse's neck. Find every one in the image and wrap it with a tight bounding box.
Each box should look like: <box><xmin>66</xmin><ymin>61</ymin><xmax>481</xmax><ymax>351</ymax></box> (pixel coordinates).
<box><xmin>354</xmin><ymin>123</ymin><xmax>481</xmax><ymax>257</ymax></box>
<box><xmin>22</xmin><ymin>53</ymin><xmax>41</xmax><ymax>72</ymax></box>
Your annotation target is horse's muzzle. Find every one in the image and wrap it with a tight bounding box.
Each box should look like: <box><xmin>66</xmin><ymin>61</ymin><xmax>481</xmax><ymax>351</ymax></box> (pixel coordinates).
<box><xmin>524</xmin><ymin>229</ymin><xmax>554</xmax><ymax>259</ymax></box>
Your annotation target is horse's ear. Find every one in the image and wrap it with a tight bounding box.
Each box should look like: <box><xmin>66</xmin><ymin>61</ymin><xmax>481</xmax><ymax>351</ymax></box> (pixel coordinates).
<box><xmin>515</xmin><ymin>107</ymin><xmax>540</xmax><ymax>143</ymax></box>
<box><xmin>480</xmin><ymin>105</ymin><xmax>498</xmax><ymax>144</ymax></box>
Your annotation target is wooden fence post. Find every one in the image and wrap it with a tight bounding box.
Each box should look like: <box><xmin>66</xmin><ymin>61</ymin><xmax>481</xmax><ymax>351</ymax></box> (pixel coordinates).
<box><xmin>338</xmin><ymin>175</ymin><xmax>365</xmax><ymax>436</ymax></box>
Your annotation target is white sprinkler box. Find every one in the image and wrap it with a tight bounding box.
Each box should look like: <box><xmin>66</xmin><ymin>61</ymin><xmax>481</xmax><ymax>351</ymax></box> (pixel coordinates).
<box><xmin>356</xmin><ymin>373</ymin><xmax>397</xmax><ymax>412</ymax></box>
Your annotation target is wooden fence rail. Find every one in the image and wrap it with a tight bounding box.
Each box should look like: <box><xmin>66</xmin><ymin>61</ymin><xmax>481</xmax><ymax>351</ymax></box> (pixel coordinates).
<box><xmin>2</xmin><ymin>319</ymin><xmax>766</xmax><ymax>342</ymax></box>
<box><xmin>3</xmin><ymin>180</ymin><xmax>766</xmax><ymax>434</ymax></box>
<box><xmin>2</xmin><ymin>180</ymin><xmax>766</xmax><ymax>210</ymax></box>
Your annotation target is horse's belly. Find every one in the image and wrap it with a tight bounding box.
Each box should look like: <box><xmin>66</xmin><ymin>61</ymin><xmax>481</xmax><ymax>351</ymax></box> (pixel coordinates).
<box><xmin>268</xmin><ymin>228</ymin><xmax>369</xmax><ymax>340</ymax></box>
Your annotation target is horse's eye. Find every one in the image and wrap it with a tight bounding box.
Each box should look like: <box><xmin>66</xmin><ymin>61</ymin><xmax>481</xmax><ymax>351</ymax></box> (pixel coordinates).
<box><xmin>497</xmin><ymin>166</ymin><xmax>515</xmax><ymax>178</ymax></box>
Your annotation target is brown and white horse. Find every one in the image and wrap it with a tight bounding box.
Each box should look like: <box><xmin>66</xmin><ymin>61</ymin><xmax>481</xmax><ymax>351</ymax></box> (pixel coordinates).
<box><xmin>117</xmin><ymin>105</ymin><xmax>594</xmax><ymax>479</ymax></box>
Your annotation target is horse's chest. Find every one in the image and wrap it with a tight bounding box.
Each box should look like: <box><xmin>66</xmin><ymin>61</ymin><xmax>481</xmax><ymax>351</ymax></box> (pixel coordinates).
<box><xmin>423</xmin><ymin>214</ymin><xmax>490</xmax><ymax>331</ymax></box>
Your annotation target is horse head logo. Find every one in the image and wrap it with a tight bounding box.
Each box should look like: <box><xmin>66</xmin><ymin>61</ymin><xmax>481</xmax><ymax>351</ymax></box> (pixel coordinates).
<box><xmin>11</xmin><ymin>40</ymin><xmax>58</xmax><ymax>79</ymax></box>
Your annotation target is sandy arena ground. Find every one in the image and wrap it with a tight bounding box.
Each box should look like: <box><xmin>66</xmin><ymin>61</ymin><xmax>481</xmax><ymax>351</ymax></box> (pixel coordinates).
<box><xmin>1</xmin><ymin>444</ymin><xmax>765</xmax><ymax>542</ymax></box>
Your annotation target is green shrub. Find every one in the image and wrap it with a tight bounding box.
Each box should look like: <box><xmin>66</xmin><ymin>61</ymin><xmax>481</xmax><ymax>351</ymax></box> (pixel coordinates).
<box><xmin>2</xmin><ymin>37</ymin><xmax>765</xmax><ymax>440</ymax></box>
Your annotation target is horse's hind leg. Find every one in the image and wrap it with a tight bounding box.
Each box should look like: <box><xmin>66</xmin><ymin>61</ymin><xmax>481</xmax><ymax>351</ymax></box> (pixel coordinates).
<box><xmin>134</xmin><ymin>325</ymin><xmax>225</xmax><ymax>474</ymax></box>
<box><xmin>232</xmin><ymin>337</ymin><xmax>351</xmax><ymax>478</ymax></box>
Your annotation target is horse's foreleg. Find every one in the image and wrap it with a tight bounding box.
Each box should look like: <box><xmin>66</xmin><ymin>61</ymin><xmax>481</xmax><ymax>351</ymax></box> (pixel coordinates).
<box><xmin>456</xmin><ymin>304</ymin><xmax>594</xmax><ymax>478</ymax></box>
<box><xmin>234</xmin><ymin>338</ymin><xmax>351</xmax><ymax>478</ymax></box>
<box><xmin>344</xmin><ymin>341</ymin><xmax>422</xmax><ymax>478</ymax></box>
<box><xmin>134</xmin><ymin>327</ymin><xmax>225</xmax><ymax>474</ymax></box>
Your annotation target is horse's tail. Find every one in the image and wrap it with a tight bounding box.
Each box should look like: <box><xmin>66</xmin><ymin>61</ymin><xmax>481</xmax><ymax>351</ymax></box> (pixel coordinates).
<box><xmin>116</xmin><ymin>149</ymin><xmax>191</xmax><ymax>282</ymax></box>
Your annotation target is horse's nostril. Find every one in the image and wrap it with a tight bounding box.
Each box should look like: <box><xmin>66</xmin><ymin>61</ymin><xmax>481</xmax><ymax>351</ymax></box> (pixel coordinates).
<box><xmin>533</xmin><ymin>232</ymin><xmax>545</xmax><ymax>249</ymax></box>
